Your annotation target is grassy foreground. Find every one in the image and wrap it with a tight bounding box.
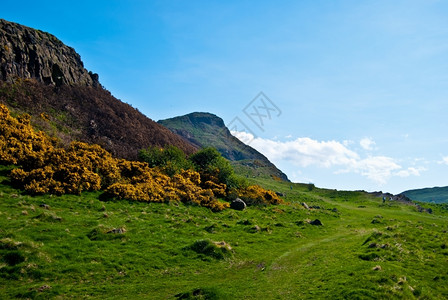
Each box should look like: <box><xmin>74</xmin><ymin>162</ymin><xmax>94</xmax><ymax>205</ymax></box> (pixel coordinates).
<box><xmin>1</xmin><ymin>166</ymin><xmax>447</xmax><ymax>299</ymax></box>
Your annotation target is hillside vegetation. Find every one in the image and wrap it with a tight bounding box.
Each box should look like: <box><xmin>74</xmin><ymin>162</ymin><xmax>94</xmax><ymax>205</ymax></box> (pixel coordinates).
<box><xmin>0</xmin><ymin>79</ymin><xmax>197</xmax><ymax>160</ymax></box>
<box><xmin>403</xmin><ymin>186</ymin><xmax>448</xmax><ymax>204</ymax></box>
<box><xmin>1</xmin><ymin>167</ymin><xmax>447</xmax><ymax>299</ymax></box>
<box><xmin>1</xmin><ymin>104</ymin><xmax>448</xmax><ymax>299</ymax></box>
<box><xmin>0</xmin><ymin>103</ymin><xmax>281</xmax><ymax>211</ymax></box>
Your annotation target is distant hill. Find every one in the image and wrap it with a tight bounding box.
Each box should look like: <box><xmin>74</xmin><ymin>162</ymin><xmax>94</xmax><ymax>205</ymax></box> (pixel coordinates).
<box><xmin>159</xmin><ymin>112</ymin><xmax>289</xmax><ymax>181</ymax></box>
<box><xmin>0</xmin><ymin>19</ymin><xmax>197</xmax><ymax>159</ymax></box>
<box><xmin>402</xmin><ymin>186</ymin><xmax>448</xmax><ymax>204</ymax></box>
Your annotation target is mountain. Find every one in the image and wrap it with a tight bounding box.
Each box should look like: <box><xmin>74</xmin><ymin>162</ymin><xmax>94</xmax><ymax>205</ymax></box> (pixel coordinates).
<box><xmin>159</xmin><ymin>112</ymin><xmax>289</xmax><ymax>181</ymax></box>
<box><xmin>402</xmin><ymin>186</ymin><xmax>448</xmax><ymax>204</ymax></box>
<box><xmin>0</xmin><ymin>19</ymin><xmax>197</xmax><ymax>159</ymax></box>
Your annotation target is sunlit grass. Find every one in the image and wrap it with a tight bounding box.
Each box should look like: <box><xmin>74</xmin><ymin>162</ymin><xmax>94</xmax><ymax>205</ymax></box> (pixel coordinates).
<box><xmin>1</xmin><ymin>165</ymin><xmax>447</xmax><ymax>299</ymax></box>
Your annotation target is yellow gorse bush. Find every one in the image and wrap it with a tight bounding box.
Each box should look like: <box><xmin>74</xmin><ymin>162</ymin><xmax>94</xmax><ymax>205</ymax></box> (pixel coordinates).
<box><xmin>0</xmin><ymin>104</ymin><xmax>231</xmax><ymax>210</ymax></box>
<box><xmin>228</xmin><ymin>185</ymin><xmax>283</xmax><ymax>206</ymax></box>
<box><xmin>0</xmin><ymin>104</ymin><xmax>54</xmax><ymax>168</ymax></box>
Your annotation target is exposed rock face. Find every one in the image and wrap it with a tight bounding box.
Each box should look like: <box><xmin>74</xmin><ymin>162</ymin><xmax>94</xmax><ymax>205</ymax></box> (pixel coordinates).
<box><xmin>0</xmin><ymin>19</ymin><xmax>99</xmax><ymax>87</ymax></box>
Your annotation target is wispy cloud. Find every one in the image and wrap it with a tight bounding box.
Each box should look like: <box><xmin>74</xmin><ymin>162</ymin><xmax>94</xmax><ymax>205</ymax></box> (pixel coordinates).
<box><xmin>395</xmin><ymin>167</ymin><xmax>426</xmax><ymax>178</ymax></box>
<box><xmin>231</xmin><ymin>131</ymin><xmax>423</xmax><ymax>185</ymax></box>
<box><xmin>360</xmin><ymin>137</ymin><xmax>376</xmax><ymax>151</ymax></box>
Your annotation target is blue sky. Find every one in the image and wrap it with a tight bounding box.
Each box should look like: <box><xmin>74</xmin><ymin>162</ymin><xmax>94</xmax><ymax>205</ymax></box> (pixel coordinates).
<box><xmin>3</xmin><ymin>0</ymin><xmax>448</xmax><ymax>193</ymax></box>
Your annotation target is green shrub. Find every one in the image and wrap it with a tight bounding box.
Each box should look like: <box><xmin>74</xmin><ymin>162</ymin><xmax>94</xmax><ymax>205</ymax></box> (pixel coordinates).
<box><xmin>139</xmin><ymin>145</ymin><xmax>192</xmax><ymax>176</ymax></box>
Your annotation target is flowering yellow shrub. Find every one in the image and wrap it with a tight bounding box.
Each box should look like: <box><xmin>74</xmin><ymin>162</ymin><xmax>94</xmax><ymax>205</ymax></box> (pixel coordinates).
<box><xmin>0</xmin><ymin>104</ymin><xmax>54</xmax><ymax>168</ymax></box>
<box><xmin>0</xmin><ymin>103</ymin><xmax>274</xmax><ymax>211</ymax></box>
<box><xmin>229</xmin><ymin>185</ymin><xmax>283</xmax><ymax>206</ymax></box>
<box><xmin>104</xmin><ymin>168</ymin><xmax>229</xmax><ymax>211</ymax></box>
<box><xmin>203</xmin><ymin>180</ymin><xmax>226</xmax><ymax>198</ymax></box>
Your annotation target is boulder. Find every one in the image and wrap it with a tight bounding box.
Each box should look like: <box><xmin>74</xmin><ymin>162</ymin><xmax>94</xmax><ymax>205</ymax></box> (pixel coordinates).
<box><xmin>230</xmin><ymin>198</ymin><xmax>246</xmax><ymax>211</ymax></box>
<box><xmin>309</xmin><ymin>219</ymin><xmax>323</xmax><ymax>226</ymax></box>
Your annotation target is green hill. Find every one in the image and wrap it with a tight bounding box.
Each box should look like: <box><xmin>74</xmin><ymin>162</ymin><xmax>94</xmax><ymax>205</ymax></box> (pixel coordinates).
<box><xmin>159</xmin><ymin>112</ymin><xmax>289</xmax><ymax>181</ymax></box>
<box><xmin>402</xmin><ymin>186</ymin><xmax>448</xmax><ymax>203</ymax></box>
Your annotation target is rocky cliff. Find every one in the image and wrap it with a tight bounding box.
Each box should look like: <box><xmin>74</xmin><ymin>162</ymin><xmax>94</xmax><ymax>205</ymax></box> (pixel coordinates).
<box><xmin>0</xmin><ymin>19</ymin><xmax>99</xmax><ymax>87</ymax></box>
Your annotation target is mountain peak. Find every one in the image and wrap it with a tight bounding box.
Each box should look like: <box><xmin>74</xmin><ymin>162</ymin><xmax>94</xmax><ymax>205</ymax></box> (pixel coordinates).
<box><xmin>166</xmin><ymin>112</ymin><xmax>227</xmax><ymax>129</ymax></box>
<box><xmin>0</xmin><ymin>19</ymin><xmax>99</xmax><ymax>87</ymax></box>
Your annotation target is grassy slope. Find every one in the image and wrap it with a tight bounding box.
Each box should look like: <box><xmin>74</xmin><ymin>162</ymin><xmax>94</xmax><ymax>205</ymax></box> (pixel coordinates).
<box><xmin>1</xmin><ymin>166</ymin><xmax>448</xmax><ymax>299</ymax></box>
<box><xmin>403</xmin><ymin>186</ymin><xmax>448</xmax><ymax>204</ymax></box>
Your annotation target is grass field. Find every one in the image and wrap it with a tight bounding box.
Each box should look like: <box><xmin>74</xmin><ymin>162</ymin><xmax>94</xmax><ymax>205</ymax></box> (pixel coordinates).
<box><xmin>1</xmin><ymin>165</ymin><xmax>447</xmax><ymax>299</ymax></box>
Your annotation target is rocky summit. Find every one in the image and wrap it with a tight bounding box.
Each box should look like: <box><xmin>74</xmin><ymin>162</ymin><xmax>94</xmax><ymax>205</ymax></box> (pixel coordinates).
<box><xmin>0</xmin><ymin>19</ymin><xmax>99</xmax><ymax>87</ymax></box>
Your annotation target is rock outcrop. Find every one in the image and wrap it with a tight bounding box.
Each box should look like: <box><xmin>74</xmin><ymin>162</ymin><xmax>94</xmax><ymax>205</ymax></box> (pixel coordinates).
<box><xmin>0</xmin><ymin>19</ymin><xmax>99</xmax><ymax>87</ymax></box>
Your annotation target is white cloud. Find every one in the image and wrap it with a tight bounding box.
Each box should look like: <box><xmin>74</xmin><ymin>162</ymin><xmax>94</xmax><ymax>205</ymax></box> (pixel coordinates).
<box><xmin>438</xmin><ymin>156</ymin><xmax>448</xmax><ymax>165</ymax></box>
<box><xmin>231</xmin><ymin>131</ymin><xmax>422</xmax><ymax>185</ymax></box>
<box><xmin>234</xmin><ymin>133</ymin><xmax>359</xmax><ymax>168</ymax></box>
<box><xmin>341</xmin><ymin>156</ymin><xmax>401</xmax><ymax>184</ymax></box>
<box><xmin>360</xmin><ymin>137</ymin><xmax>376</xmax><ymax>151</ymax></box>
<box><xmin>395</xmin><ymin>167</ymin><xmax>426</xmax><ymax>178</ymax></box>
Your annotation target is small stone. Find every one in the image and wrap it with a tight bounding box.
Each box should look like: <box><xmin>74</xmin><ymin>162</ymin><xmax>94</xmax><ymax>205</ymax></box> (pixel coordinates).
<box><xmin>252</xmin><ymin>225</ymin><xmax>261</xmax><ymax>232</ymax></box>
<box><xmin>372</xmin><ymin>265</ymin><xmax>382</xmax><ymax>271</ymax></box>
<box><xmin>107</xmin><ymin>227</ymin><xmax>126</xmax><ymax>234</ymax></box>
<box><xmin>213</xmin><ymin>241</ymin><xmax>232</xmax><ymax>251</ymax></box>
<box><xmin>39</xmin><ymin>204</ymin><xmax>50</xmax><ymax>210</ymax></box>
